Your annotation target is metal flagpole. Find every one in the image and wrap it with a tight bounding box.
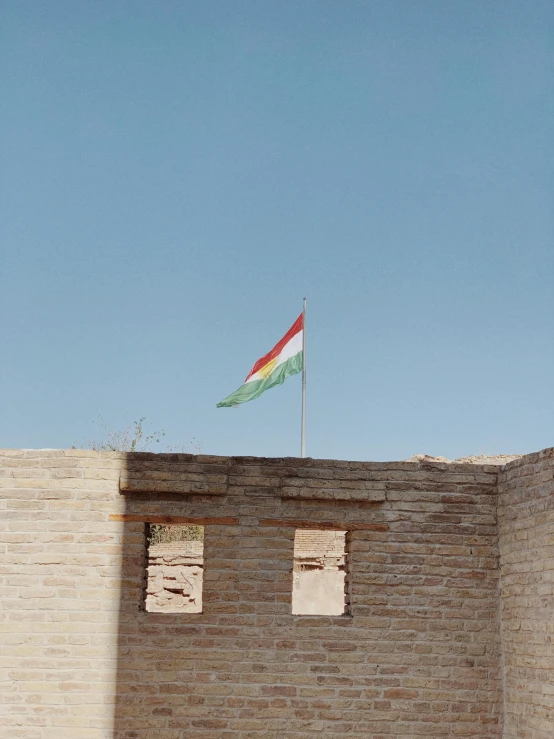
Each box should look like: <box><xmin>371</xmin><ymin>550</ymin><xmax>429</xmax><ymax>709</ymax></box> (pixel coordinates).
<box><xmin>301</xmin><ymin>298</ymin><xmax>307</xmax><ymax>458</ymax></box>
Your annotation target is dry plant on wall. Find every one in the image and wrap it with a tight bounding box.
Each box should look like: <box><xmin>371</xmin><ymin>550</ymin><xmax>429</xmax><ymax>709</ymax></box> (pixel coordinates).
<box><xmin>86</xmin><ymin>417</ymin><xmax>166</xmax><ymax>452</ymax></box>
<box><xmin>82</xmin><ymin>416</ymin><xmax>203</xmax><ymax>542</ymax></box>
<box><xmin>149</xmin><ymin>523</ymin><xmax>203</xmax><ymax>545</ymax></box>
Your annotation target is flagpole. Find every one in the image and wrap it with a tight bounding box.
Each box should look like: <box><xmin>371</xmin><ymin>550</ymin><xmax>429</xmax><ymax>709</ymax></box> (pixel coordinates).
<box><xmin>301</xmin><ymin>298</ymin><xmax>307</xmax><ymax>458</ymax></box>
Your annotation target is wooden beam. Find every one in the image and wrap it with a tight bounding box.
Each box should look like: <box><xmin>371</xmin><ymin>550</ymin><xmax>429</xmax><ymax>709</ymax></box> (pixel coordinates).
<box><xmin>109</xmin><ymin>514</ymin><xmax>238</xmax><ymax>525</ymax></box>
<box><xmin>259</xmin><ymin>518</ymin><xmax>388</xmax><ymax>532</ymax></box>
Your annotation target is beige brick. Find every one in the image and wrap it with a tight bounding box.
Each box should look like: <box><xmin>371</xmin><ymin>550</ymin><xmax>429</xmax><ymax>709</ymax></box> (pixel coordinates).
<box><xmin>2</xmin><ymin>447</ymin><xmax>554</xmax><ymax>737</ymax></box>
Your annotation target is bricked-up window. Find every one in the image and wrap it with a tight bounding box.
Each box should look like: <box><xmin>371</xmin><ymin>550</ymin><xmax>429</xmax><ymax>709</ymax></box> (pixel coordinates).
<box><xmin>292</xmin><ymin>529</ymin><xmax>348</xmax><ymax>615</ymax></box>
<box><xmin>144</xmin><ymin>525</ymin><xmax>204</xmax><ymax>613</ymax></box>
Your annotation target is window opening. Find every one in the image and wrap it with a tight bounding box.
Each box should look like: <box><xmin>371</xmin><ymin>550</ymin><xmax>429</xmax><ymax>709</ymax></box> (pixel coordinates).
<box><xmin>292</xmin><ymin>529</ymin><xmax>347</xmax><ymax>615</ymax></box>
<box><xmin>145</xmin><ymin>524</ymin><xmax>204</xmax><ymax>613</ymax></box>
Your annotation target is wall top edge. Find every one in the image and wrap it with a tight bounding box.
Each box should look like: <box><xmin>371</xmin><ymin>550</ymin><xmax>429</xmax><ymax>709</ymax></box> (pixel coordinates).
<box><xmin>499</xmin><ymin>445</ymin><xmax>554</xmax><ymax>472</ymax></box>
<box><xmin>0</xmin><ymin>446</ymin><xmax>529</xmax><ymax>473</ymax></box>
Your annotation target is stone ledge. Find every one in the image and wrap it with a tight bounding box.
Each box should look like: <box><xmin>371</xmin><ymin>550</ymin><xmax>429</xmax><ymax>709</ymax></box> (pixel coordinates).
<box><xmin>119</xmin><ymin>476</ymin><xmax>226</xmax><ymax>495</ymax></box>
<box><xmin>281</xmin><ymin>486</ymin><xmax>386</xmax><ymax>503</ymax></box>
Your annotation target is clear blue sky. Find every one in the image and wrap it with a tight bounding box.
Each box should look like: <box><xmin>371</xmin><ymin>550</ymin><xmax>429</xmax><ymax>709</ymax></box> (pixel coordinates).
<box><xmin>1</xmin><ymin>1</ymin><xmax>553</xmax><ymax>461</ymax></box>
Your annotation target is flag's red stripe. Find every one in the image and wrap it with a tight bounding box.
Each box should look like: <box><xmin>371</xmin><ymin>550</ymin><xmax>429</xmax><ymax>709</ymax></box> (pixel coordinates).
<box><xmin>245</xmin><ymin>313</ymin><xmax>303</xmax><ymax>382</ymax></box>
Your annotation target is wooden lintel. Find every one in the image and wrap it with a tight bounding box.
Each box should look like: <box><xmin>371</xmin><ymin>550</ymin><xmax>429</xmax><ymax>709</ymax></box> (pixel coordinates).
<box><xmin>109</xmin><ymin>514</ymin><xmax>238</xmax><ymax>525</ymax></box>
<box><xmin>260</xmin><ymin>518</ymin><xmax>388</xmax><ymax>532</ymax></box>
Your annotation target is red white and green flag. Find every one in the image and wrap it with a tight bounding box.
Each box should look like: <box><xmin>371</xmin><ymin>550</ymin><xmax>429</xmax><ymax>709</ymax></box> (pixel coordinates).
<box><xmin>217</xmin><ymin>313</ymin><xmax>304</xmax><ymax>408</ymax></box>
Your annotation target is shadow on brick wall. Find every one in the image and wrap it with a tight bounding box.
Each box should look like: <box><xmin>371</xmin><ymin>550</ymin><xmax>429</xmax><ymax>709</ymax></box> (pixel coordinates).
<box><xmin>111</xmin><ymin>449</ymin><xmax>515</xmax><ymax>738</ymax></box>
<box><xmin>112</xmin><ymin>452</ymin><xmax>298</xmax><ymax>738</ymax></box>
<box><xmin>112</xmin><ymin>469</ymin><xmax>211</xmax><ymax>738</ymax></box>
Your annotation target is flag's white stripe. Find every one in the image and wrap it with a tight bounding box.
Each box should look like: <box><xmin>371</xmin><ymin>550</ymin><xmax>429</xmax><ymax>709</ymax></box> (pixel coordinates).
<box><xmin>245</xmin><ymin>330</ymin><xmax>303</xmax><ymax>384</ymax></box>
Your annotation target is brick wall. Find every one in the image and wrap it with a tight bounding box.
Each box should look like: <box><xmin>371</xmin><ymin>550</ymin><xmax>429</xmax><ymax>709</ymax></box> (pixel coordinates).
<box><xmin>0</xmin><ymin>449</ymin><xmax>125</xmax><ymax>739</ymax></box>
<box><xmin>145</xmin><ymin>541</ymin><xmax>203</xmax><ymax>613</ymax></box>
<box><xmin>292</xmin><ymin>529</ymin><xmax>346</xmax><ymax>616</ymax></box>
<box><xmin>498</xmin><ymin>448</ymin><xmax>554</xmax><ymax>739</ymax></box>
<box><xmin>1</xmin><ymin>447</ymin><xmax>533</xmax><ymax>738</ymax></box>
<box><xmin>145</xmin><ymin>531</ymin><xmax>345</xmax><ymax>615</ymax></box>
<box><xmin>294</xmin><ymin>529</ymin><xmax>346</xmax><ymax>559</ymax></box>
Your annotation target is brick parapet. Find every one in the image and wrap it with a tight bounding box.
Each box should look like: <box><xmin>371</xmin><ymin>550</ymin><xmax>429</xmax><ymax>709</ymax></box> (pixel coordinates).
<box><xmin>5</xmin><ymin>447</ymin><xmax>550</xmax><ymax>737</ymax></box>
<box><xmin>497</xmin><ymin>447</ymin><xmax>554</xmax><ymax>739</ymax></box>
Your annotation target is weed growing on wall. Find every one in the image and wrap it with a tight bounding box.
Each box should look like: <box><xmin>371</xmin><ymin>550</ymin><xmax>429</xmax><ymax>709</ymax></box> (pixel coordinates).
<box><xmin>83</xmin><ymin>417</ymin><xmax>204</xmax><ymax>544</ymax></box>
<box><xmin>149</xmin><ymin>524</ymin><xmax>204</xmax><ymax>544</ymax></box>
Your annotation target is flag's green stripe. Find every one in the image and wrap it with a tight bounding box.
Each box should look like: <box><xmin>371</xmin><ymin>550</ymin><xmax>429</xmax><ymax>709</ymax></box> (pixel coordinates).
<box><xmin>217</xmin><ymin>351</ymin><xmax>303</xmax><ymax>408</ymax></box>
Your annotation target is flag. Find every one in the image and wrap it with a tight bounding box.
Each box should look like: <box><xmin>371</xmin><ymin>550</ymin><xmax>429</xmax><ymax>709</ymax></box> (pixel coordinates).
<box><xmin>217</xmin><ymin>313</ymin><xmax>303</xmax><ymax>408</ymax></box>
